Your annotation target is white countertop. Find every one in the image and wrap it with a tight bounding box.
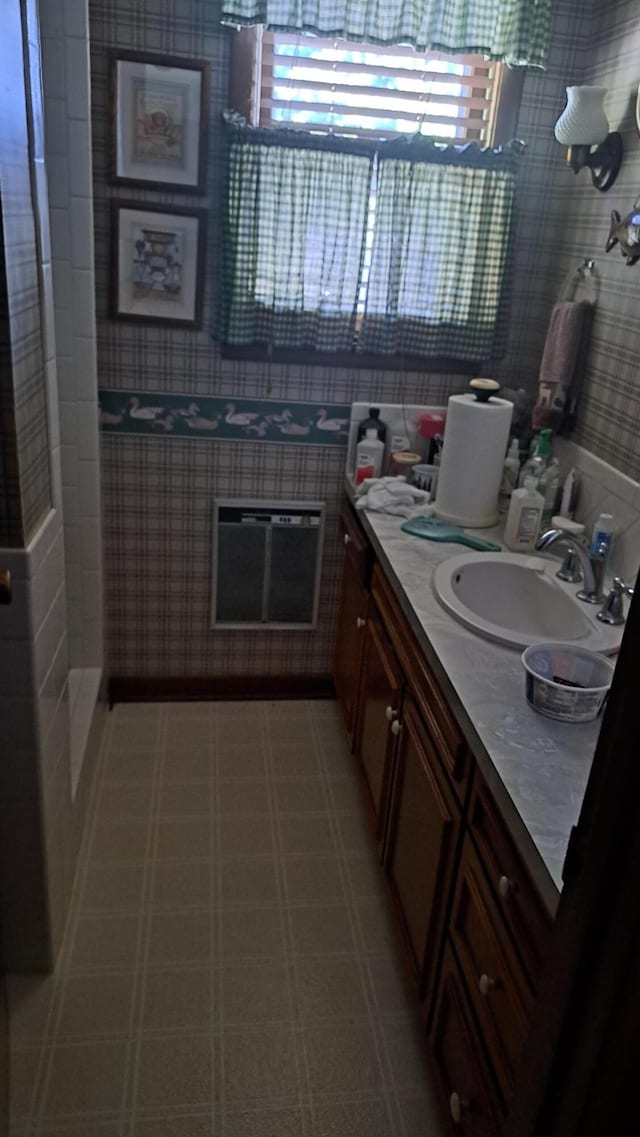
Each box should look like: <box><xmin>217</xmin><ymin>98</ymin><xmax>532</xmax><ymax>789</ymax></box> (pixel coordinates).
<box><xmin>352</xmin><ymin>497</ymin><xmax>613</xmax><ymax>912</ymax></box>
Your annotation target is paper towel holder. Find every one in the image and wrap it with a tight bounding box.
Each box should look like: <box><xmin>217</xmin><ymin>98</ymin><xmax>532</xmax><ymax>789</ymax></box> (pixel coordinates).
<box><xmin>469</xmin><ymin>378</ymin><xmax>501</xmax><ymax>403</ymax></box>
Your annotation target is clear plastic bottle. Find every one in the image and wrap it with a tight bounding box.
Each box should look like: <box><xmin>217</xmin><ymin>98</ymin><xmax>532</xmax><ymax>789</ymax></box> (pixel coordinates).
<box><xmin>498</xmin><ymin>439</ymin><xmax>521</xmax><ymax>514</ymax></box>
<box><xmin>590</xmin><ymin>512</ymin><xmax>614</xmax><ymax>560</ymax></box>
<box><xmin>539</xmin><ymin>457</ymin><xmax>560</xmax><ymax>526</ymax></box>
<box><xmin>504</xmin><ymin>477</ymin><xmax>544</xmax><ymax>552</ymax></box>
<box><xmin>518</xmin><ymin>427</ymin><xmax>552</xmax><ymax>489</ymax></box>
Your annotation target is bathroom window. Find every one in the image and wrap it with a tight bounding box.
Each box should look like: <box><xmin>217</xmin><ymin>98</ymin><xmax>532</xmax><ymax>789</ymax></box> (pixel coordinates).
<box><xmin>222</xmin><ymin>29</ymin><xmax>523</xmax><ymax>366</ymax></box>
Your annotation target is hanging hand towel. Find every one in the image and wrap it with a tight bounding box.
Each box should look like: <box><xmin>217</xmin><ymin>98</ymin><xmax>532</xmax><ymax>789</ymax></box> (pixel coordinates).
<box><xmin>533</xmin><ymin>299</ymin><xmax>593</xmax><ymax>431</ymax></box>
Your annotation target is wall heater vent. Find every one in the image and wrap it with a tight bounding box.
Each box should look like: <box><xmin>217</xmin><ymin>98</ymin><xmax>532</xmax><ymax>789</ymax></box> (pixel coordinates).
<box><xmin>211</xmin><ymin>499</ymin><xmax>325</xmax><ymax>629</ymax></box>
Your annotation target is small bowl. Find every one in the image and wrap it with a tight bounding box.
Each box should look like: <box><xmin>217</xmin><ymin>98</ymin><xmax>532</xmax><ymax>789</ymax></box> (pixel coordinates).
<box><xmin>521</xmin><ymin>642</ymin><xmax>615</xmax><ymax>723</ymax></box>
<box><xmin>411</xmin><ymin>463</ymin><xmax>438</xmax><ymax>493</ymax></box>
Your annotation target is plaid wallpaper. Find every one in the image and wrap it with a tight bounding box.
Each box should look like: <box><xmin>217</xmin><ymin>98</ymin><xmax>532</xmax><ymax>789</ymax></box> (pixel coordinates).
<box><xmin>0</xmin><ymin>2</ymin><xmax>52</xmax><ymax>547</ymax></box>
<box><xmin>90</xmin><ymin>0</ymin><xmax>638</xmax><ymax>678</ymax></box>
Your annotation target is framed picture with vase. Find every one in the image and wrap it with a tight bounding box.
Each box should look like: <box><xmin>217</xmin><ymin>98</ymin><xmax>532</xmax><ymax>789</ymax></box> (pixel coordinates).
<box><xmin>111</xmin><ymin>202</ymin><xmax>207</xmax><ymax>328</ymax></box>
<box><xmin>110</xmin><ymin>50</ymin><xmax>209</xmax><ymax>192</ymax></box>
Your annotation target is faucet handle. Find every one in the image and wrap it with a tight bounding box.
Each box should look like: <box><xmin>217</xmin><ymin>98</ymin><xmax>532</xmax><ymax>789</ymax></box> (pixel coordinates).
<box><xmin>597</xmin><ymin>577</ymin><xmax>635</xmax><ymax>626</ymax></box>
<box><xmin>556</xmin><ymin>548</ymin><xmax>583</xmax><ymax>584</ymax></box>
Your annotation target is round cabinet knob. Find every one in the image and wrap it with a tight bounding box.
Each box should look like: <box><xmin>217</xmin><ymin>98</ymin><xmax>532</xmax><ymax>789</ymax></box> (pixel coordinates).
<box><xmin>343</xmin><ymin>532</ymin><xmax>351</xmax><ymax>545</ymax></box>
<box><xmin>478</xmin><ymin>973</ymin><xmax>496</xmax><ymax>996</ymax></box>
<box><xmin>450</xmin><ymin>1092</ymin><xmax>468</xmax><ymax>1124</ymax></box>
<box><xmin>390</xmin><ymin>719</ymin><xmax>402</xmax><ymax>736</ymax></box>
<box><xmin>498</xmin><ymin>875</ymin><xmax>511</xmax><ymax>898</ymax></box>
<box><xmin>385</xmin><ymin>706</ymin><xmax>397</xmax><ymax>721</ymax></box>
<box><xmin>356</xmin><ymin>617</ymin><xmax>366</xmax><ymax>629</ymax></box>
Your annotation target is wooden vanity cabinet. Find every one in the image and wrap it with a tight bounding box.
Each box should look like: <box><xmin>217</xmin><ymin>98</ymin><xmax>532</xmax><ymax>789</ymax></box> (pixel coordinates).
<box><xmin>353</xmin><ymin>600</ymin><xmax>403</xmax><ymax>841</ymax></box>
<box><xmin>332</xmin><ymin>505</ymin><xmax>371</xmax><ymax>736</ymax></box>
<box><xmin>430</xmin><ymin>941</ymin><xmax>503</xmax><ymax>1137</ymax></box>
<box><xmin>384</xmin><ymin>691</ymin><xmax>461</xmax><ymax>994</ymax></box>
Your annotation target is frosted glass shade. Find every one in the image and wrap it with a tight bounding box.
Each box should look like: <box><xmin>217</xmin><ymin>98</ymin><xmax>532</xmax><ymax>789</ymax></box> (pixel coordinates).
<box><xmin>554</xmin><ymin>86</ymin><xmax>609</xmax><ymax>146</ymax></box>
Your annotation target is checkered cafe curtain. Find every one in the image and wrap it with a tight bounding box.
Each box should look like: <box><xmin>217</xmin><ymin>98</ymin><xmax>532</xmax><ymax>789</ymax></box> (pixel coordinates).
<box><xmin>220</xmin><ymin>126</ymin><xmax>373</xmax><ymax>350</ymax></box>
<box><xmin>220</xmin><ymin>0</ymin><xmax>551</xmax><ymax>68</ymax></box>
<box><xmin>358</xmin><ymin>151</ymin><xmax>519</xmax><ymax>361</ymax></box>
<box><xmin>219</xmin><ymin>116</ymin><xmax>521</xmax><ymax>359</ymax></box>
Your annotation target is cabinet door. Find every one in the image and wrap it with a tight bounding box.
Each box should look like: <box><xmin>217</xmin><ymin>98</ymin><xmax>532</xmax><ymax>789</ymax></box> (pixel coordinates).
<box><xmin>384</xmin><ymin>693</ymin><xmax>460</xmax><ymax>990</ymax></box>
<box><xmin>332</xmin><ymin>510</ymin><xmax>370</xmax><ymax>735</ymax></box>
<box><xmin>430</xmin><ymin>942</ymin><xmax>502</xmax><ymax>1137</ymax></box>
<box><xmin>355</xmin><ymin>603</ymin><xmax>402</xmax><ymax>840</ymax></box>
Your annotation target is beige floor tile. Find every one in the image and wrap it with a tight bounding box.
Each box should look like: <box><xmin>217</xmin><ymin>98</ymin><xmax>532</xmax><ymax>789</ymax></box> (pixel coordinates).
<box><xmin>216</xmin><ymin>748</ymin><xmax>267</xmax><ymax>781</ymax></box>
<box><xmin>220</xmin><ymin>859</ymin><xmax>280</xmax><ymax>908</ymax></box>
<box><xmin>295</xmin><ymin>958</ymin><xmax>369</xmax><ymax>1021</ymax></box>
<box><xmin>366</xmin><ymin>956</ymin><xmax>416</xmax><ymax>1018</ymax></box>
<box><xmin>222</xmin><ymin>1026</ymin><xmax>299</xmax><ymax>1105</ymax></box>
<box><xmin>283</xmin><ymin>857</ymin><xmax>347</xmax><ymax>904</ymax></box>
<box><xmin>217</xmin><ymin>780</ymin><xmax>270</xmax><ymax>814</ymax></box>
<box><xmin>218</xmin><ymin>814</ymin><xmax>275</xmax><ymax>858</ymax></box>
<box><xmin>7</xmin><ymin>976</ymin><xmax>56</xmax><ymax>1042</ymax></box>
<box><xmin>42</xmin><ymin>1040</ymin><xmax>128</xmax><ymax>1116</ymax></box>
<box><xmin>221</xmin><ymin>962</ymin><xmax>293</xmax><ymax>1026</ymax></box>
<box><xmin>382</xmin><ymin>1018</ymin><xmax>430</xmax><ymax>1093</ymax></box>
<box><xmin>333</xmin><ymin>808</ymin><xmax>375</xmax><ymax>853</ymax></box>
<box><xmin>214</xmin><ymin>700</ymin><xmax>265</xmax><ymax>718</ymax></box>
<box><xmin>312</xmin><ymin>1100</ymin><xmax>395</xmax><ymax>1137</ymax></box>
<box><xmin>270</xmin><ymin>743</ymin><xmax>321</xmax><ymax>779</ymax></box>
<box><xmin>217</xmin><ymin>719</ymin><xmax>265</xmax><ymax>749</ymax></box>
<box><xmin>34</xmin><ymin>1122</ymin><xmax>123</xmax><ymax>1137</ymax></box>
<box><xmin>166</xmin><ymin>703</ymin><xmax>214</xmax><ymax>718</ymax></box>
<box><xmin>287</xmin><ymin>904</ymin><xmax>357</xmax><ymax>957</ymax></box>
<box><xmin>134</xmin><ymin>1035</ymin><xmax>212</xmax><ymax>1109</ymax></box>
<box><xmin>10</xmin><ymin>1045</ymin><xmax>45</xmax><ymax>1120</ymax></box>
<box><xmin>95</xmin><ymin>783</ymin><xmax>153</xmax><ymax>822</ymax></box>
<box><xmin>398</xmin><ymin>1092</ymin><xmax>446</xmax><ymax>1137</ymax></box>
<box><xmin>110</xmin><ymin>718</ymin><xmax>160</xmax><ymax>750</ymax></box>
<box><xmin>151</xmin><ymin>863</ymin><xmax>212</xmax><ymax>910</ymax></box>
<box><xmin>303</xmin><ymin>1022</ymin><xmax>385</xmax><ymax>1097</ymax></box>
<box><xmin>266</xmin><ymin>718</ymin><xmax>313</xmax><ymax>745</ymax></box>
<box><xmin>101</xmin><ymin>750</ymin><xmax>159</xmax><ymax>783</ymax></box>
<box><xmin>273</xmin><ymin>779</ymin><xmax>328</xmax><ymax>815</ymax></box>
<box><xmin>165</xmin><ymin>719</ymin><xmax>212</xmax><ymax>749</ymax></box>
<box><xmin>222</xmin><ymin>1107</ymin><xmax>310</xmax><ymax>1137</ymax></box>
<box><xmin>57</xmin><ymin>973</ymin><xmax>135</xmax><ymax>1038</ymax></box>
<box><xmin>345</xmin><ymin>852</ymin><xmax>388</xmax><ymax>900</ymax></box>
<box><xmin>327</xmin><ymin>775</ymin><xmax>369</xmax><ymax>813</ymax></box>
<box><xmin>69</xmin><ymin>914</ymin><xmax>141</xmax><ymax>972</ymax></box>
<box><xmin>158</xmin><ymin>783</ymin><xmax>212</xmax><ymax>819</ymax></box>
<box><xmin>79</xmin><ymin>864</ymin><xmax>145</xmax><ymax>915</ymax></box>
<box><xmin>146</xmin><ymin>911</ymin><xmax>212</xmax><ymax>966</ymax></box>
<box><xmin>141</xmin><ymin>968</ymin><xmax>213</xmax><ymax>1032</ymax></box>
<box><xmin>88</xmin><ymin>820</ymin><xmax>150</xmax><ymax>864</ymax></box>
<box><xmin>155</xmin><ymin>820</ymin><xmax>212</xmax><ymax>861</ymax></box>
<box><xmin>132</xmin><ymin>1116</ymin><xmax>212</xmax><ymax>1137</ymax></box>
<box><xmin>278</xmin><ymin>814</ymin><xmax>335</xmax><ymax>856</ymax></box>
<box><xmin>319</xmin><ymin>741</ymin><xmax>356</xmax><ymax>779</ymax></box>
<box><xmin>162</xmin><ymin>749</ymin><xmax>213</xmax><ymax>781</ymax></box>
<box><xmin>355</xmin><ymin>902</ymin><xmax>402</xmax><ymax>957</ymax></box>
<box><xmin>220</xmin><ymin>907</ymin><xmax>286</xmax><ymax>962</ymax></box>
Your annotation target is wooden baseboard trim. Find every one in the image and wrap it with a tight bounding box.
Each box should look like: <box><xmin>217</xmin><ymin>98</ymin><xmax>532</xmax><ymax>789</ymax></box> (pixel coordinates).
<box><xmin>109</xmin><ymin>674</ymin><xmax>335</xmax><ymax>704</ymax></box>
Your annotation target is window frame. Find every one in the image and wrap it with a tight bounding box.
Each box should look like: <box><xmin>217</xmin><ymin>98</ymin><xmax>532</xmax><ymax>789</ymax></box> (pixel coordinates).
<box><xmin>225</xmin><ymin>27</ymin><xmax>523</xmax><ymax>370</ymax></box>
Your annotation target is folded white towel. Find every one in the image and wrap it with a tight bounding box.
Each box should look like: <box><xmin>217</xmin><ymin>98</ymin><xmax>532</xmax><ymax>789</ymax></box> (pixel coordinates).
<box><xmin>355</xmin><ymin>477</ymin><xmax>432</xmax><ymax>519</ymax></box>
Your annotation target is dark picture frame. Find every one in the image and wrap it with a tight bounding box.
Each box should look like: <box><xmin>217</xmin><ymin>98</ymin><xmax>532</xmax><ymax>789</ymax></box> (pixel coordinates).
<box><xmin>111</xmin><ymin>201</ymin><xmax>207</xmax><ymax>328</ymax></box>
<box><xmin>110</xmin><ymin>50</ymin><xmax>210</xmax><ymax>193</ymax></box>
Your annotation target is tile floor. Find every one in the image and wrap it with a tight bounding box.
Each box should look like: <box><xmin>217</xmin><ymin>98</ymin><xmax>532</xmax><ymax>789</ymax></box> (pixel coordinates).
<box><xmin>8</xmin><ymin>700</ymin><xmax>445</xmax><ymax>1137</ymax></box>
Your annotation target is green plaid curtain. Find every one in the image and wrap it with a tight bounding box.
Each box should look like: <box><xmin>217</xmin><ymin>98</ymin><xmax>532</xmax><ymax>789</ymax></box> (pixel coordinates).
<box><xmin>220</xmin><ymin>0</ymin><xmax>551</xmax><ymax>68</ymax></box>
<box><xmin>358</xmin><ymin>144</ymin><xmax>519</xmax><ymax>360</ymax></box>
<box><xmin>220</xmin><ymin>121</ymin><xmax>372</xmax><ymax>350</ymax></box>
<box><xmin>219</xmin><ymin>117</ymin><xmax>521</xmax><ymax>360</ymax></box>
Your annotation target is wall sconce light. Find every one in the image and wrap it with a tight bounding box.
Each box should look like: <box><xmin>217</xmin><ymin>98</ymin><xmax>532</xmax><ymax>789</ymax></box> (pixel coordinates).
<box><xmin>554</xmin><ymin>85</ymin><xmax>623</xmax><ymax>192</ymax></box>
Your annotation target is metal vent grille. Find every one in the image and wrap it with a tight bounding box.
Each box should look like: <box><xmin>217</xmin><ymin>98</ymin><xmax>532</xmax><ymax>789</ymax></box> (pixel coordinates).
<box><xmin>211</xmin><ymin>500</ymin><xmax>325</xmax><ymax>628</ymax></box>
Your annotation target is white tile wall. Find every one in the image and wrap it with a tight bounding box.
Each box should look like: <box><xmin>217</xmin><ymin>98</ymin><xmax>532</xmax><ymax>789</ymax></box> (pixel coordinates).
<box><xmin>41</xmin><ymin>0</ymin><xmax>103</xmax><ymax>673</ymax></box>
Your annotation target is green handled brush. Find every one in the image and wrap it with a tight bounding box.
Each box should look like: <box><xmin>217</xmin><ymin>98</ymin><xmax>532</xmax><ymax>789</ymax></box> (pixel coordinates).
<box><xmin>400</xmin><ymin>516</ymin><xmax>501</xmax><ymax>552</ymax></box>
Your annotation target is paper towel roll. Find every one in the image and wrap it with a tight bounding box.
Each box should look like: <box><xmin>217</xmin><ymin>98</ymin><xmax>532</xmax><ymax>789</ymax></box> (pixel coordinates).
<box><xmin>434</xmin><ymin>393</ymin><xmax>513</xmax><ymax>528</ymax></box>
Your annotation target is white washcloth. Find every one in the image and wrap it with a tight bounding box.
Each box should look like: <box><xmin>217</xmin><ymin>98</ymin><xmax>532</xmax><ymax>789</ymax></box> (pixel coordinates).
<box><xmin>355</xmin><ymin>477</ymin><xmax>433</xmax><ymax>518</ymax></box>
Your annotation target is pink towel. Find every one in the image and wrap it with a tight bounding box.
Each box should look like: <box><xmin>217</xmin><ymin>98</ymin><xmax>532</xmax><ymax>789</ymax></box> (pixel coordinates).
<box><xmin>533</xmin><ymin>300</ymin><xmax>593</xmax><ymax>430</ymax></box>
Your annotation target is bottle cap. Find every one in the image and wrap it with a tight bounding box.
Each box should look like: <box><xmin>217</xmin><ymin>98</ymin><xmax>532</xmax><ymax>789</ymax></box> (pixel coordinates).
<box><xmin>368</xmin><ymin>408</ymin><xmax>380</xmax><ymax>418</ymax></box>
<box><xmin>523</xmin><ymin>476</ymin><xmax>539</xmax><ymax>491</ymax></box>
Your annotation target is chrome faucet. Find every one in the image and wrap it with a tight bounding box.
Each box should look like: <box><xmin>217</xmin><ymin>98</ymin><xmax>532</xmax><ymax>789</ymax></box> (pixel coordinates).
<box><xmin>597</xmin><ymin>577</ymin><xmax>635</xmax><ymax>625</ymax></box>
<box><xmin>535</xmin><ymin>528</ymin><xmax>606</xmax><ymax>604</ymax></box>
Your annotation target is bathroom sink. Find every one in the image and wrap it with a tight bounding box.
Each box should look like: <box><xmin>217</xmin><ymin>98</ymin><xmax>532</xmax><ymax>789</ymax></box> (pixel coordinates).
<box><xmin>433</xmin><ymin>552</ymin><xmax>620</xmax><ymax>652</ymax></box>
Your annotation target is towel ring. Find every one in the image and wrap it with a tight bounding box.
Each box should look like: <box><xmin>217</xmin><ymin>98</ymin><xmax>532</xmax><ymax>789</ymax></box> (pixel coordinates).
<box><xmin>557</xmin><ymin>259</ymin><xmax>598</xmax><ymax>305</ymax></box>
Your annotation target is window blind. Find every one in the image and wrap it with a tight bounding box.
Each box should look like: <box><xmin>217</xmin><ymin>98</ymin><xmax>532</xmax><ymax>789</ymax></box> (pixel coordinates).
<box><xmin>259</xmin><ymin>33</ymin><xmax>498</xmax><ymax>143</ymax></box>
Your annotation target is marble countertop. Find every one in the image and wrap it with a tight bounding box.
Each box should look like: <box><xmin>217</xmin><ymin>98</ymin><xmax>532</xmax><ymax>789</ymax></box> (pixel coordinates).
<box><xmin>351</xmin><ymin>495</ymin><xmax>610</xmax><ymax>912</ymax></box>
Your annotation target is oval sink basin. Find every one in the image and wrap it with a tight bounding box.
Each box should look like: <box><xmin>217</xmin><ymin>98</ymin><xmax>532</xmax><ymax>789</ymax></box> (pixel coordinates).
<box><xmin>433</xmin><ymin>552</ymin><xmax>619</xmax><ymax>652</ymax></box>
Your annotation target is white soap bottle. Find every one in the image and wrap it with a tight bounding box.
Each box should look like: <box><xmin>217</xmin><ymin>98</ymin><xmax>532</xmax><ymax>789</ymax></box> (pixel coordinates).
<box><xmin>504</xmin><ymin>476</ymin><xmax>544</xmax><ymax>552</ymax></box>
<box><xmin>355</xmin><ymin>428</ymin><xmax>385</xmax><ymax>485</ymax></box>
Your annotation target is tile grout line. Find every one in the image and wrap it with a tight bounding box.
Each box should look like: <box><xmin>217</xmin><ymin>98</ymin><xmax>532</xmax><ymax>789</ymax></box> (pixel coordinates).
<box><xmin>21</xmin><ymin>702</ymin><xmax>120</xmax><ymax>1137</ymax></box>
<box><xmin>263</xmin><ymin>702</ymin><xmax>315</xmax><ymax>1137</ymax></box>
<box><xmin>119</xmin><ymin>703</ymin><xmax>167</xmax><ymax>1137</ymax></box>
<box><xmin>308</xmin><ymin>705</ymin><xmax>405</xmax><ymax>1133</ymax></box>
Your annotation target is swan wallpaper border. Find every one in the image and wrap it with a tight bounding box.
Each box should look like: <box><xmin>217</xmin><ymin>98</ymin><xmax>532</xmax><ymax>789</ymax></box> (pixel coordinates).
<box><xmin>98</xmin><ymin>389</ymin><xmax>351</xmax><ymax>446</ymax></box>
